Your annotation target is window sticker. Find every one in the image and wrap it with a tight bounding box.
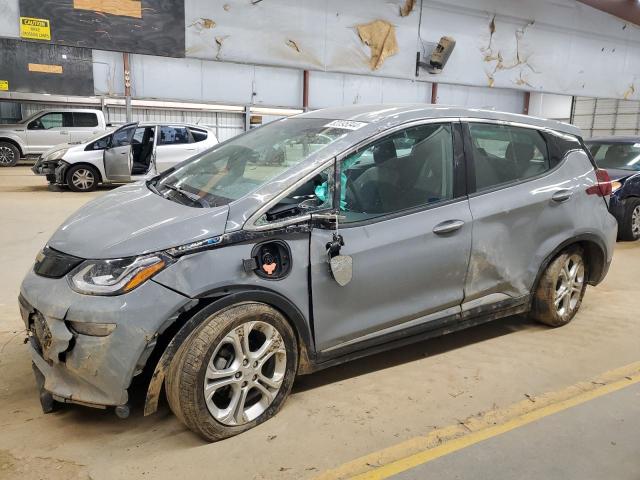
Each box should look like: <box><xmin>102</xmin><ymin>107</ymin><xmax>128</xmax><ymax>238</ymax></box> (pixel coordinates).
<box><xmin>324</xmin><ymin>120</ymin><xmax>368</xmax><ymax>131</ymax></box>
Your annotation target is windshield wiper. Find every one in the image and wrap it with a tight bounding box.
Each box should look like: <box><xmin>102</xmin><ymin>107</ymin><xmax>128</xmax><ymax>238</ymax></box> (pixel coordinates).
<box><xmin>162</xmin><ymin>183</ymin><xmax>210</xmax><ymax>208</ymax></box>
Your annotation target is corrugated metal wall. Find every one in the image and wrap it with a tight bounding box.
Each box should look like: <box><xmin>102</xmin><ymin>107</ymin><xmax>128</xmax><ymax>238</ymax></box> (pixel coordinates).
<box><xmin>572</xmin><ymin>97</ymin><xmax>640</xmax><ymax>138</ymax></box>
<box><xmin>20</xmin><ymin>103</ymin><xmax>244</xmax><ymax>142</ymax></box>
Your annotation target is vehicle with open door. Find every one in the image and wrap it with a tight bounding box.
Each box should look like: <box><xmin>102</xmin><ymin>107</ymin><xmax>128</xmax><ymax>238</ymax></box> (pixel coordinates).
<box><xmin>31</xmin><ymin>122</ymin><xmax>217</xmax><ymax>191</ymax></box>
<box><xmin>20</xmin><ymin>105</ymin><xmax>616</xmax><ymax>442</ymax></box>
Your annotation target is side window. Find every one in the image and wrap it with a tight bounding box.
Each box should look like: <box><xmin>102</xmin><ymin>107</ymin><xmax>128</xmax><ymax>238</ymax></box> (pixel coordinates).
<box><xmin>189</xmin><ymin>127</ymin><xmax>208</xmax><ymax>143</ymax></box>
<box><xmin>469</xmin><ymin>123</ymin><xmax>550</xmax><ymax>191</ymax></box>
<box><xmin>28</xmin><ymin>112</ymin><xmax>69</xmax><ymax>130</ymax></box>
<box><xmin>112</xmin><ymin>126</ymin><xmax>136</xmax><ymax>147</ymax></box>
<box><xmin>258</xmin><ymin>164</ymin><xmax>334</xmax><ymax>225</ymax></box>
<box><xmin>159</xmin><ymin>126</ymin><xmax>192</xmax><ymax>145</ymax></box>
<box><xmin>72</xmin><ymin>112</ymin><xmax>99</xmax><ymax>127</ymax></box>
<box><xmin>87</xmin><ymin>135</ymin><xmax>111</xmax><ymax>150</ymax></box>
<box><xmin>341</xmin><ymin>123</ymin><xmax>454</xmax><ymax>223</ymax></box>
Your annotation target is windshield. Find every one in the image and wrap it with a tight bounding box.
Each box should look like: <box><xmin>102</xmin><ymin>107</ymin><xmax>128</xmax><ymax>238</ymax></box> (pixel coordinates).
<box><xmin>588</xmin><ymin>141</ymin><xmax>640</xmax><ymax>171</ymax></box>
<box><xmin>151</xmin><ymin>117</ymin><xmax>355</xmax><ymax>208</ymax></box>
<box><xmin>18</xmin><ymin>112</ymin><xmax>42</xmax><ymax>124</ymax></box>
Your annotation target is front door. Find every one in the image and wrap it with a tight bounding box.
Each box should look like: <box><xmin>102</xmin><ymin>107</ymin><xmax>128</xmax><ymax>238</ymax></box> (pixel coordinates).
<box><xmin>25</xmin><ymin>112</ymin><xmax>71</xmax><ymax>154</ymax></box>
<box><xmin>103</xmin><ymin>123</ymin><xmax>137</xmax><ymax>182</ymax></box>
<box><xmin>310</xmin><ymin>122</ymin><xmax>472</xmax><ymax>352</ymax></box>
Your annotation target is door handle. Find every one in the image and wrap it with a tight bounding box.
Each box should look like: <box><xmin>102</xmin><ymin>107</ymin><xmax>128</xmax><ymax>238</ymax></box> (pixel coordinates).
<box><xmin>433</xmin><ymin>219</ymin><xmax>465</xmax><ymax>234</ymax></box>
<box><xmin>552</xmin><ymin>189</ymin><xmax>573</xmax><ymax>202</ymax></box>
<box><xmin>60</xmin><ymin>131</ymin><xmax>68</xmax><ymax>135</ymax></box>
<box><xmin>185</xmin><ymin>148</ymin><xmax>197</xmax><ymax>151</ymax></box>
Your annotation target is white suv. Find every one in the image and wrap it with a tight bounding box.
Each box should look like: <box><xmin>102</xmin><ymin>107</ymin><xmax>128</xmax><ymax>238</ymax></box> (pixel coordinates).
<box><xmin>32</xmin><ymin>122</ymin><xmax>218</xmax><ymax>191</ymax></box>
<box><xmin>0</xmin><ymin>109</ymin><xmax>107</xmax><ymax>166</ymax></box>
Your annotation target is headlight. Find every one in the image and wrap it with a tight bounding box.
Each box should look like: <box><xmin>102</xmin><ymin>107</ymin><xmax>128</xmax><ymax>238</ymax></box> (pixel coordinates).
<box><xmin>68</xmin><ymin>254</ymin><xmax>172</xmax><ymax>296</ymax></box>
<box><xmin>44</xmin><ymin>149</ymin><xmax>68</xmax><ymax>162</ymax></box>
<box><xmin>610</xmin><ymin>180</ymin><xmax>622</xmax><ymax>193</ymax></box>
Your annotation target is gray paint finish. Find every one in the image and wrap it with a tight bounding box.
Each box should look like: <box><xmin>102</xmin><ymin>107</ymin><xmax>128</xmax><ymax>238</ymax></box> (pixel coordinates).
<box><xmin>19</xmin><ymin>104</ymin><xmax>617</xmax><ymax>413</ymax></box>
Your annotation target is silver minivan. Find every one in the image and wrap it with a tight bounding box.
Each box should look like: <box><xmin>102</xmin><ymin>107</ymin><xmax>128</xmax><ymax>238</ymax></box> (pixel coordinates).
<box><xmin>20</xmin><ymin>105</ymin><xmax>617</xmax><ymax>441</ymax></box>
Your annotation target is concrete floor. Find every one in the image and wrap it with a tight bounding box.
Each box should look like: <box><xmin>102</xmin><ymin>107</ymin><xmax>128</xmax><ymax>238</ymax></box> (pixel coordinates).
<box><xmin>395</xmin><ymin>381</ymin><xmax>640</xmax><ymax>480</ymax></box>
<box><xmin>1</xmin><ymin>166</ymin><xmax>639</xmax><ymax>480</ymax></box>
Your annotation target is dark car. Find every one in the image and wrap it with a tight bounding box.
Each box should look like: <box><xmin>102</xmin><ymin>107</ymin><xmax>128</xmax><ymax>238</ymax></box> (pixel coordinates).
<box><xmin>586</xmin><ymin>137</ymin><xmax>640</xmax><ymax>241</ymax></box>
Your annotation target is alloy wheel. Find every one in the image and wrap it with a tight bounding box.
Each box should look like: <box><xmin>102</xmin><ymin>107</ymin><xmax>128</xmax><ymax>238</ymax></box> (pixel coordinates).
<box><xmin>71</xmin><ymin>168</ymin><xmax>95</xmax><ymax>190</ymax></box>
<box><xmin>554</xmin><ymin>254</ymin><xmax>584</xmax><ymax>318</ymax></box>
<box><xmin>632</xmin><ymin>205</ymin><xmax>640</xmax><ymax>238</ymax></box>
<box><xmin>0</xmin><ymin>146</ymin><xmax>15</xmax><ymax>166</ymax></box>
<box><xmin>203</xmin><ymin>321</ymin><xmax>287</xmax><ymax>426</ymax></box>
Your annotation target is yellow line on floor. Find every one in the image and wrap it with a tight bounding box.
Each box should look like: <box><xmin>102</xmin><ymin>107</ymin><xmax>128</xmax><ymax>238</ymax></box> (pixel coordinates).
<box><xmin>315</xmin><ymin>361</ymin><xmax>640</xmax><ymax>480</ymax></box>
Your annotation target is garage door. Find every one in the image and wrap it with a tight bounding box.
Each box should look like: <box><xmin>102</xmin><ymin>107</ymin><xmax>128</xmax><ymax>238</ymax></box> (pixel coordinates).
<box><xmin>571</xmin><ymin>96</ymin><xmax>640</xmax><ymax>138</ymax></box>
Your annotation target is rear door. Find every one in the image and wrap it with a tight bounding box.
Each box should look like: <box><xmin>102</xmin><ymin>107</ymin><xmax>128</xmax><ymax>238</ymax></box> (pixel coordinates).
<box><xmin>310</xmin><ymin>121</ymin><xmax>472</xmax><ymax>353</ymax></box>
<box><xmin>25</xmin><ymin>112</ymin><xmax>71</xmax><ymax>153</ymax></box>
<box><xmin>103</xmin><ymin>123</ymin><xmax>137</xmax><ymax>182</ymax></box>
<box><xmin>69</xmin><ymin>112</ymin><xmax>101</xmax><ymax>143</ymax></box>
<box><xmin>155</xmin><ymin>125</ymin><xmax>198</xmax><ymax>172</ymax></box>
<box><xmin>462</xmin><ymin>120</ymin><xmax>585</xmax><ymax>312</ymax></box>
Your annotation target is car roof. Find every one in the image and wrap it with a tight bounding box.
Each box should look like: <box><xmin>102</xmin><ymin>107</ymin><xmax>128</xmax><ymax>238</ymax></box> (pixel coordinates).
<box><xmin>586</xmin><ymin>136</ymin><xmax>640</xmax><ymax>143</ymax></box>
<box><xmin>120</xmin><ymin>122</ymin><xmax>213</xmax><ymax>129</ymax></box>
<box><xmin>296</xmin><ymin>104</ymin><xmax>581</xmax><ymax>136</ymax></box>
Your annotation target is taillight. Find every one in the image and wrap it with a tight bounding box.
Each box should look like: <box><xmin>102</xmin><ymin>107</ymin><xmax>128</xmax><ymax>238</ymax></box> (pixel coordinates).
<box><xmin>586</xmin><ymin>168</ymin><xmax>612</xmax><ymax>196</ymax></box>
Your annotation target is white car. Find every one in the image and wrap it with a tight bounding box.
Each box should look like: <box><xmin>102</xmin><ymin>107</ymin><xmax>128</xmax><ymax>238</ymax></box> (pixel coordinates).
<box><xmin>32</xmin><ymin>122</ymin><xmax>218</xmax><ymax>192</ymax></box>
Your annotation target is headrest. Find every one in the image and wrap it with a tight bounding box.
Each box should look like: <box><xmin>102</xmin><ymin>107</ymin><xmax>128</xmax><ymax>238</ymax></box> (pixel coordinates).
<box><xmin>372</xmin><ymin>140</ymin><xmax>397</xmax><ymax>164</ymax></box>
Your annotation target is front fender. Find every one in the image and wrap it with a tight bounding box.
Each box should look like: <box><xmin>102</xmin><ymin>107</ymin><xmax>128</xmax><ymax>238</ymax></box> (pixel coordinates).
<box><xmin>0</xmin><ymin>132</ymin><xmax>26</xmax><ymax>154</ymax></box>
<box><xmin>143</xmin><ymin>288</ymin><xmax>315</xmax><ymax>416</ymax></box>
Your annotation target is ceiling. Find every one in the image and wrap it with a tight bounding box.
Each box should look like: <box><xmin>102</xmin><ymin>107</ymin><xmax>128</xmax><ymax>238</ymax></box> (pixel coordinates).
<box><xmin>577</xmin><ymin>0</ymin><xmax>640</xmax><ymax>26</ymax></box>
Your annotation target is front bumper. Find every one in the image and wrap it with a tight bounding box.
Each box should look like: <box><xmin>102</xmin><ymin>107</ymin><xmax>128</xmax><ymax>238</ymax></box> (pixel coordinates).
<box><xmin>20</xmin><ymin>267</ymin><xmax>192</xmax><ymax>408</ymax></box>
<box><xmin>31</xmin><ymin>158</ymin><xmax>61</xmax><ymax>183</ymax></box>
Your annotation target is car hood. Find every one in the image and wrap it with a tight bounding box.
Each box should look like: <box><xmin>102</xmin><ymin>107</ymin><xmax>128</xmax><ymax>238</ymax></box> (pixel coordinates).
<box><xmin>48</xmin><ymin>182</ymin><xmax>230</xmax><ymax>259</ymax></box>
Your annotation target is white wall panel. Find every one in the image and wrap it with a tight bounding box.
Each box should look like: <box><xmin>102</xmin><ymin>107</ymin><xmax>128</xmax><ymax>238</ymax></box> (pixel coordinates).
<box><xmin>437</xmin><ymin>83</ymin><xmax>524</xmax><ymax>114</ymax></box>
<box><xmin>0</xmin><ymin>0</ymin><xmax>19</xmax><ymax>38</ymax></box>
<box><xmin>528</xmin><ymin>93</ymin><xmax>572</xmax><ymax>121</ymax></box>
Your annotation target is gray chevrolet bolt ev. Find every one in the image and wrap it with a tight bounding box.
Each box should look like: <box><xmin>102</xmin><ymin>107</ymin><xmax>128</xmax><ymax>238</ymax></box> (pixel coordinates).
<box><xmin>20</xmin><ymin>105</ymin><xmax>617</xmax><ymax>441</ymax></box>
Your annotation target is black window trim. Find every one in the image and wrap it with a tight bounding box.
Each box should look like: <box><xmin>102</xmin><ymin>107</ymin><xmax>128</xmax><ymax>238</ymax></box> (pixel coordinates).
<box><xmin>461</xmin><ymin>120</ymin><xmax>584</xmax><ymax>198</ymax></box>
<box><xmin>71</xmin><ymin>111</ymin><xmax>99</xmax><ymax>128</ymax></box>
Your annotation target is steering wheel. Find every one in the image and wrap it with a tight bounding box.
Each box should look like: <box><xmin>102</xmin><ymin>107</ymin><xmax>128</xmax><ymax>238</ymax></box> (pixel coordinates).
<box><xmin>298</xmin><ymin>196</ymin><xmax>323</xmax><ymax>211</ymax></box>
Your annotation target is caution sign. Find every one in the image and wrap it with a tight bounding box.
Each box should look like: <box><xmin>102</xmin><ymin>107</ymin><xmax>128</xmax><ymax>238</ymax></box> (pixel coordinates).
<box><xmin>19</xmin><ymin>17</ymin><xmax>51</xmax><ymax>40</ymax></box>
<box><xmin>0</xmin><ymin>80</ymin><xmax>8</xmax><ymax>91</ymax></box>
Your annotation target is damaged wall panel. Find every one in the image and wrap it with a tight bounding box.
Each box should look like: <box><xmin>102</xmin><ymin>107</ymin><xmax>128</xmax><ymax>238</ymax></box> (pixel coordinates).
<box><xmin>18</xmin><ymin>0</ymin><xmax>185</xmax><ymax>57</ymax></box>
<box><xmin>0</xmin><ymin>38</ymin><xmax>93</xmax><ymax>96</ymax></box>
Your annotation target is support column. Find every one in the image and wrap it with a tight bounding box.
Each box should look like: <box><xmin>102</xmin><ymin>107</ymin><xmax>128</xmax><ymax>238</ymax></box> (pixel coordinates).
<box><xmin>303</xmin><ymin>70</ymin><xmax>309</xmax><ymax>111</ymax></box>
<box><xmin>123</xmin><ymin>52</ymin><xmax>132</xmax><ymax>122</ymax></box>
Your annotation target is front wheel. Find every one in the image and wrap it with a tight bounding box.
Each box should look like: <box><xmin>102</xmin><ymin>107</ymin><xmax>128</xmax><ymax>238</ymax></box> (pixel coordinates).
<box><xmin>0</xmin><ymin>142</ymin><xmax>20</xmax><ymax>167</ymax></box>
<box><xmin>166</xmin><ymin>303</ymin><xmax>298</xmax><ymax>442</ymax></box>
<box><xmin>619</xmin><ymin>198</ymin><xmax>640</xmax><ymax>241</ymax></box>
<box><xmin>66</xmin><ymin>164</ymin><xmax>99</xmax><ymax>192</ymax></box>
<box><xmin>531</xmin><ymin>247</ymin><xmax>587</xmax><ymax>327</ymax></box>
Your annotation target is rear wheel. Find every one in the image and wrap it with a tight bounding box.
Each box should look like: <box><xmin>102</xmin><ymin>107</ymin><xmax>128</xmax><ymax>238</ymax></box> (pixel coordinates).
<box><xmin>618</xmin><ymin>198</ymin><xmax>640</xmax><ymax>241</ymax></box>
<box><xmin>166</xmin><ymin>303</ymin><xmax>298</xmax><ymax>442</ymax></box>
<box><xmin>66</xmin><ymin>164</ymin><xmax>99</xmax><ymax>192</ymax></box>
<box><xmin>531</xmin><ymin>247</ymin><xmax>587</xmax><ymax>327</ymax></box>
<box><xmin>0</xmin><ymin>142</ymin><xmax>20</xmax><ymax>167</ymax></box>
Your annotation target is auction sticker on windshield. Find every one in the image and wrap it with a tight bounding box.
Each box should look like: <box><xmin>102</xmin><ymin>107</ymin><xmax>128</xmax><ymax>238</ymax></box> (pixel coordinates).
<box><xmin>324</xmin><ymin>120</ymin><xmax>368</xmax><ymax>130</ymax></box>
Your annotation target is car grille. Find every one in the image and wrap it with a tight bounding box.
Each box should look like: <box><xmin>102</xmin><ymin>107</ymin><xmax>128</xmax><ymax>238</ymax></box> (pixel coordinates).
<box><xmin>33</xmin><ymin>246</ymin><xmax>84</xmax><ymax>279</ymax></box>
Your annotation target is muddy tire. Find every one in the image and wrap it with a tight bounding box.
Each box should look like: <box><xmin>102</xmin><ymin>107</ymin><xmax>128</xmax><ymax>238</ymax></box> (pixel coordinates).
<box><xmin>618</xmin><ymin>198</ymin><xmax>640</xmax><ymax>242</ymax></box>
<box><xmin>66</xmin><ymin>164</ymin><xmax>99</xmax><ymax>192</ymax></box>
<box><xmin>531</xmin><ymin>246</ymin><xmax>587</xmax><ymax>327</ymax></box>
<box><xmin>0</xmin><ymin>141</ymin><xmax>20</xmax><ymax>167</ymax></box>
<box><xmin>166</xmin><ymin>303</ymin><xmax>298</xmax><ymax>442</ymax></box>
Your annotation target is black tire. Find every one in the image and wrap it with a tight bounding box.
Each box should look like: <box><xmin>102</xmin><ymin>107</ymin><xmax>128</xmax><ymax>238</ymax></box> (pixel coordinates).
<box><xmin>66</xmin><ymin>164</ymin><xmax>99</xmax><ymax>192</ymax></box>
<box><xmin>618</xmin><ymin>198</ymin><xmax>640</xmax><ymax>241</ymax></box>
<box><xmin>531</xmin><ymin>246</ymin><xmax>587</xmax><ymax>327</ymax></box>
<box><xmin>0</xmin><ymin>141</ymin><xmax>20</xmax><ymax>167</ymax></box>
<box><xmin>166</xmin><ymin>302</ymin><xmax>298</xmax><ymax>442</ymax></box>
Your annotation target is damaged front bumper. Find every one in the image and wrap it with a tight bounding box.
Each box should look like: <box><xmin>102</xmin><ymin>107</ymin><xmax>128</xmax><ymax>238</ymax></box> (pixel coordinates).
<box><xmin>31</xmin><ymin>158</ymin><xmax>66</xmax><ymax>184</ymax></box>
<box><xmin>19</xmin><ymin>267</ymin><xmax>192</xmax><ymax>409</ymax></box>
